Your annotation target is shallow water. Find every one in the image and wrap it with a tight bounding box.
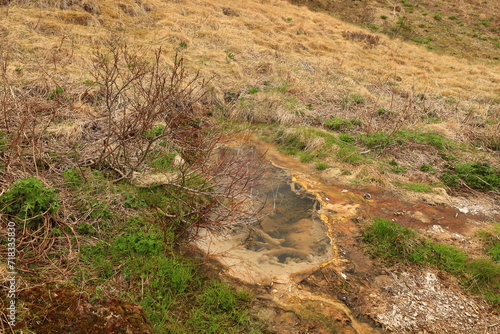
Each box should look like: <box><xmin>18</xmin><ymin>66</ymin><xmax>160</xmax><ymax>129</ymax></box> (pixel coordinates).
<box><xmin>196</xmin><ymin>159</ymin><xmax>332</xmax><ymax>284</ymax></box>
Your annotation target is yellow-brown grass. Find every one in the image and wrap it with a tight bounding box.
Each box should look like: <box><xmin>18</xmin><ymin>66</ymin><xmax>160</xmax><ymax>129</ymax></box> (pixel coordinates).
<box><xmin>1</xmin><ymin>0</ymin><xmax>499</xmax><ymax>140</ymax></box>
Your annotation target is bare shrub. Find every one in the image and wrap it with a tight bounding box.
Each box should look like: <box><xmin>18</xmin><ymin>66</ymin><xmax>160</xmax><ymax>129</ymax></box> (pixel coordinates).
<box><xmin>155</xmin><ymin>141</ymin><xmax>264</xmax><ymax>243</ymax></box>
<box><xmin>85</xmin><ymin>41</ymin><xmax>211</xmax><ymax>178</ymax></box>
<box><xmin>1</xmin><ymin>40</ymin><xmax>263</xmax><ymax>246</ymax></box>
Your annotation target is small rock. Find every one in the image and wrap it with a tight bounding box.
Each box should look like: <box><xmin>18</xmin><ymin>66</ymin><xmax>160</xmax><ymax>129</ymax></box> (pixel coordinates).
<box><xmin>428</xmin><ymin>225</ymin><xmax>445</xmax><ymax>233</ymax></box>
<box><xmin>363</xmin><ymin>193</ymin><xmax>372</xmax><ymax>200</ymax></box>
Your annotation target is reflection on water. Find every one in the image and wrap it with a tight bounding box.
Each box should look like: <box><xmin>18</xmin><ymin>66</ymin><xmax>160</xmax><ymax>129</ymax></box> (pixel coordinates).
<box><xmin>196</xmin><ymin>158</ymin><xmax>332</xmax><ymax>283</ymax></box>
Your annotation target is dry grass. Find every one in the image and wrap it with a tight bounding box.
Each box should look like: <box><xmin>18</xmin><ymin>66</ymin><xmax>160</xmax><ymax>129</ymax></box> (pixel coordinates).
<box><xmin>288</xmin><ymin>0</ymin><xmax>500</xmax><ymax>62</ymax></box>
<box><xmin>0</xmin><ymin>0</ymin><xmax>498</xmax><ymax>152</ymax></box>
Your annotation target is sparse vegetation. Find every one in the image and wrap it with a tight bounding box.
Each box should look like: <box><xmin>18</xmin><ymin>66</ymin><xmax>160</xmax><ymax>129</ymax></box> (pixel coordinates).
<box><xmin>362</xmin><ymin>218</ymin><xmax>500</xmax><ymax>305</ymax></box>
<box><xmin>478</xmin><ymin>223</ymin><xmax>500</xmax><ymax>262</ymax></box>
<box><xmin>440</xmin><ymin>162</ymin><xmax>500</xmax><ymax>191</ymax></box>
<box><xmin>401</xmin><ymin>182</ymin><xmax>433</xmax><ymax>192</ymax></box>
<box><xmin>78</xmin><ymin>221</ymin><xmax>264</xmax><ymax>333</ymax></box>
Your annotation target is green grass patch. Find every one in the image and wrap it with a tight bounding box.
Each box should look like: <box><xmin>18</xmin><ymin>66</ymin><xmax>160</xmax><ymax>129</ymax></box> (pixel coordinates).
<box><xmin>277</xmin><ymin>132</ymin><xmax>305</xmax><ymax>155</ymax></box>
<box><xmin>402</xmin><ymin>182</ymin><xmax>433</xmax><ymax>192</ymax></box>
<box><xmin>300</xmin><ymin>153</ymin><xmax>314</xmax><ymax>162</ymax></box>
<box><xmin>324</xmin><ymin>116</ymin><xmax>361</xmax><ymax>132</ymax></box>
<box><xmin>411</xmin><ymin>37</ymin><xmax>432</xmax><ymax>44</ymax></box>
<box><xmin>247</xmin><ymin>87</ymin><xmax>260</xmax><ymax>94</ymax></box>
<box><xmin>315</xmin><ymin>162</ymin><xmax>329</xmax><ymax>170</ymax></box>
<box><xmin>359</xmin><ymin>132</ymin><xmax>398</xmax><ymax>150</ymax></box>
<box><xmin>336</xmin><ymin>145</ymin><xmax>365</xmax><ymax>164</ymax></box>
<box><xmin>478</xmin><ymin>223</ymin><xmax>500</xmax><ymax>262</ymax></box>
<box><xmin>151</xmin><ymin>153</ymin><xmax>176</xmax><ymax>172</ymax></box>
<box><xmin>420</xmin><ymin>164</ymin><xmax>436</xmax><ymax>173</ymax></box>
<box><xmin>78</xmin><ymin>221</ymin><xmax>265</xmax><ymax>333</ymax></box>
<box><xmin>0</xmin><ymin>177</ymin><xmax>60</xmax><ymax>229</ymax></box>
<box><xmin>440</xmin><ymin>161</ymin><xmax>499</xmax><ymax>190</ymax></box>
<box><xmin>398</xmin><ymin>130</ymin><xmax>452</xmax><ymax>150</ymax></box>
<box><xmin>362</xmin><ymin>218</ymin><xmax>500</xmax><ymax>306</ymax></box>
<box><xmin>145</xmin><ymin>124</ymin><xmax>166</xmax><ymax>139</ymax></box>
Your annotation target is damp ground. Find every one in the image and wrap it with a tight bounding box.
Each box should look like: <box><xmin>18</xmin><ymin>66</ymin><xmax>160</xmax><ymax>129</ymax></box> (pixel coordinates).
<box><xmin>197</xmin><ymin>135</ymin><xmax>500</xmax><ymax>334</ymax></box>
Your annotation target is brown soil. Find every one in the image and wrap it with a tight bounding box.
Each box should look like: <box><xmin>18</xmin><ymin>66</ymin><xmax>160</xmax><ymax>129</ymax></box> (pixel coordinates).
<box><xmin>13</xmin><ymin>284</ymin><xmax>151</xmax><ymax>334</ymax></box>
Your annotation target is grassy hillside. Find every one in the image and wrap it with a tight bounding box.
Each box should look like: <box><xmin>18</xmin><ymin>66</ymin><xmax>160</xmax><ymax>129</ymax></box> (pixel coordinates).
<box><xmin>0</xmin><ymin>0</ymin><xmax>499</xmax><ymax>332</ymax></box>
<box><xmin>288</xmin><ymin>0</ymin><xmax>500</xmax><ymax>61</ymax></box>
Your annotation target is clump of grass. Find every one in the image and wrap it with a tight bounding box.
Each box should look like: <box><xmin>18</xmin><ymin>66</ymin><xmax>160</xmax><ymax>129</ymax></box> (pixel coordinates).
<box><xmin>79</xmin><ymin>222</ymin><xmax>264</xmax><ymax>332</ymax></box>
<box><xmin>399</xmin><ymin>130</ymin><xmax>452</xmax><ymax>150</ymax></box>
<box><xmin>376</xmin><ymin>108</ymin><xmax>393</xmax><ymax>119</ymax></box>
<box><xmin>440</xmin><ymin>161</ymin><xmax>499</xmax><ymax>191</ymax></box>
<box><xmin>402</xmin><ymin>182</ymin><xmax>433</xmax><ymax>192</ymax></box>
<box><xmin>300</xmin><ymin>153</ymin><xmax>314</xmax><ymax>162</ymax></box>
<box><xmin>478</xmin><ymin>223</ymin><xmax>500</xmax><ymax>262</ymax></box>
<box><xmin>151</xmin><ymin>152</ymin><xmax>176</xmax><ymax>172</ymax></box>
<box><xmin>0</xmin><ymin>177</ymin><xmax>60</xmax><ymax>228</ymax></box>
<box><xmin>247</xmin><ymin>87</ymin><xmax>260</xmax><ymax>94</ymax></box>
<box><xmin>47</xmin><ymin>86</ymin><xmax>64</xmax><ymax>100</ymax></box>
<box><xmin>276</xmin><ymin>131</ymin><xmax>305</xmax><ymax>155</ymax></box>
<box><xmin>144</xmin><ymin>124</ymin><xmax>166</xmax><ymax>139</ymax></box>
<box><xmin>361</xmin><ymin>217</ymin><xmax>420</xmax><ymax>260</ymax></box>
<box><xmin>420</xmin><ymin>164</ymin><xmax>436</xmax><ymax>173</ymax></box>
<box><xmin>315</xmin><ymin>162</ymin><xmax>328</xmax><ymax>170</ymax></box>
<box><xmin>339</xmin><ymin>133</ymin><xmax>355</xmax><ymax>143</ymax></box>
<box><xmin>359</xmin><ymin>132</ymin><xmax>398</xmax><ymax>150</ymax></box>
<box><xmin>362</xmin><ymin>218</ymin><xmax>500</xmax><ymax>306</ymax></box>
<box><xmin>324</xmin><ymin>116</ymin><xmax>361</xmax><ymax>132</ymax></box>
<box><xmin>337</xmin><ymin>146</ymin><xmax>365</xmax><ymax>164</ymax></box>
